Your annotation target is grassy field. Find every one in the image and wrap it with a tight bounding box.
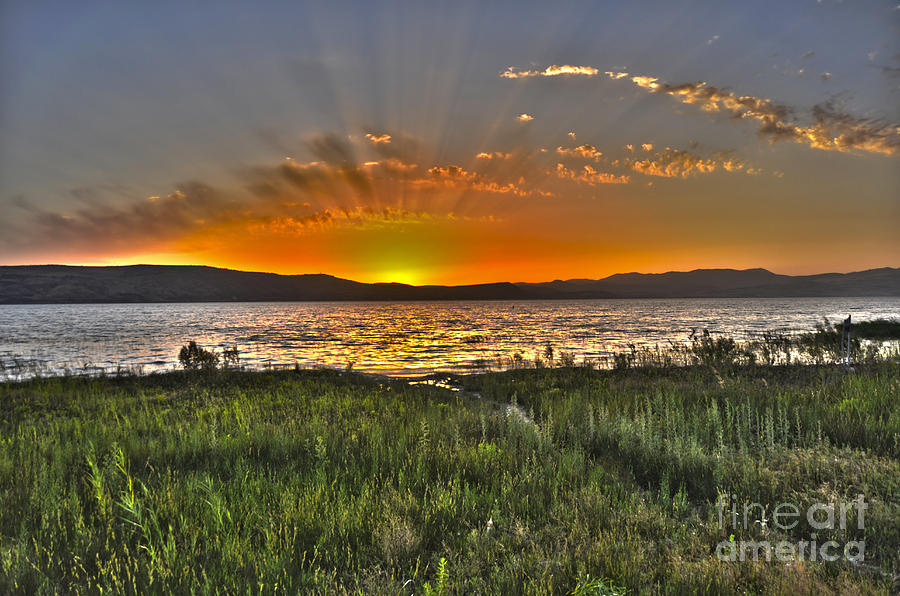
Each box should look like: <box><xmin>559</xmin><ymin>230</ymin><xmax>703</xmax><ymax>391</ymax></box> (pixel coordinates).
<box><xmin>1</xmin><ymin>360</ymin><xmax>898</xmax><ymax>594</ymax></box>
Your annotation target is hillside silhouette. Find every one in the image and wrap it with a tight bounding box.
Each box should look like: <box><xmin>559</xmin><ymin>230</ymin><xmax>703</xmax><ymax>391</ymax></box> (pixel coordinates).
<box><xmin>1</xmin><ymin>265</ymin><xmax>898</xmax><ymax>303</ymax></box>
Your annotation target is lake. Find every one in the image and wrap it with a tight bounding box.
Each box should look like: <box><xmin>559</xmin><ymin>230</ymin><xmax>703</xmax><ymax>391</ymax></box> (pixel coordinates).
<box><xmin>0</xmin><ymin>298</ymin><xmax>898</xmax><ymax>379</ymax></box>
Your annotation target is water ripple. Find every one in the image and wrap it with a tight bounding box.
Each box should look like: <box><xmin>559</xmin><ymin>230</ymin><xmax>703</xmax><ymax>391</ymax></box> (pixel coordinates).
<box><xmin>0</xmin><ymin>298</ymin><xmax>897</xmax><ymax>379</ymax></box>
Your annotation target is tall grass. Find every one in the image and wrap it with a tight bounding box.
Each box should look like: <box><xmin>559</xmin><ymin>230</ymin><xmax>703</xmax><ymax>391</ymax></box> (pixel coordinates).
<box><xmin>1</xmin><ymin>361</ymin><xmax>898</xmax><ymax>593</ymax></box>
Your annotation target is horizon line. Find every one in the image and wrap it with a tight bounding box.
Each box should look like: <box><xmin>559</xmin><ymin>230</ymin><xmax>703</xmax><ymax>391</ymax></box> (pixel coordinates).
<box><xmin>3</xmin><ymin>262</ymin><xmax>898</xmax><ymax>288</ymax></box>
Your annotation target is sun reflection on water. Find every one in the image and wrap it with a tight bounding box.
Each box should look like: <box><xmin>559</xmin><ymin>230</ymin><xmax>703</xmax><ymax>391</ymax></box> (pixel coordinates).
<box><xmin>0</xmin><ymin>298</ymin><xmax>897</xmax><ymax>379</ymax></box>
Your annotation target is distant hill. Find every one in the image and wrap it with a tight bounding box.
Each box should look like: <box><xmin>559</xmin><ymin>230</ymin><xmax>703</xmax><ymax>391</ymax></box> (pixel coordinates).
<box><xmin>0</xmin><ymin>265</ymin><xmax>898</xmax><ymax>303</ymax></box>
<box><xmin>0</xmin><ymin>265</ymin><xmax>528</xmax><ymax>303</ymax></box>
<box><xmin>518</xmin><ymin>267</ymin><xmax>900</xmax><ymax>298</ymax></box>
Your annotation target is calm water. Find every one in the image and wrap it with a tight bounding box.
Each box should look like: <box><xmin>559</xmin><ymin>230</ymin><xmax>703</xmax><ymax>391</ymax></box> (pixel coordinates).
<box><xmin>0</xmin><ymin>298</ymin><xmax>897</xmax><ymax>379</ymax></box>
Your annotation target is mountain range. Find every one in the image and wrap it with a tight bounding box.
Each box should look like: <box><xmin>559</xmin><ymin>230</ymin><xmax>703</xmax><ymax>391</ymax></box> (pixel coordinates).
<box><xmin>1</xmin><ymin>265</ymin><xmax>898</xmax><ymax>304</ymax></box>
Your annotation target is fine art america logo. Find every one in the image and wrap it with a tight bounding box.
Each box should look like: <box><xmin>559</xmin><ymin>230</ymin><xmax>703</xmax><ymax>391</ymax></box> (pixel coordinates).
<box><xmin>716</xmin><ymin>494</ymin><xmax>867</xmax><ymax>563</ymax></box>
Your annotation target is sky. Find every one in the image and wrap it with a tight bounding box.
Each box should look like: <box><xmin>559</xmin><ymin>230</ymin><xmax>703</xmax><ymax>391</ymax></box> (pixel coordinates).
<box><xmin>1</xmin><ymin>0</ymin><xmax>898</xmax><ymax>285</ymax></box>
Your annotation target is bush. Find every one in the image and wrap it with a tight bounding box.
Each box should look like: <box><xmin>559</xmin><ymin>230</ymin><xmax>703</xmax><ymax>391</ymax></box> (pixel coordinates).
<box><xmin>222</xmin><ymin>345</ymin><xmax>240</xmax><ymax>369</ymax></box>
<box><xmin>689</xmin><ymin>329</ymin><xmax>738</xmax><ymax>367</ymax></box>
<box><xmin>178</xmin><ymin>341</ymin><xmax>219</xmax><ymax>371</ymax></box>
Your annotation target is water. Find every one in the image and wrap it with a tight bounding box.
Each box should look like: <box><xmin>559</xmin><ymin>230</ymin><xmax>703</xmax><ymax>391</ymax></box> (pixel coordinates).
<box><xmin>0</xmin><ymin>298</ymin><xmax>897</xmax><ymax>379</ymax></box>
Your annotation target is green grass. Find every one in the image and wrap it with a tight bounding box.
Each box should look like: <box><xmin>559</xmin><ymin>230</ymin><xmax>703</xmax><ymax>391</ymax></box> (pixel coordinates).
<box><xmin>1</xmin><ymin>362</ymin><xmax>898</xmax><ymax>594</ymax></box>
<box><xmin>851</xmin><ymin>319</ymin><xmax>900</xmax><ymax>340</ymax></box>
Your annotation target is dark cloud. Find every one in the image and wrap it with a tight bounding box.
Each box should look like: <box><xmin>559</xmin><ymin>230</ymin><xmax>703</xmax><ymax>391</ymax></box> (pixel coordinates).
<box><xmin>2</xmin><ymin>131</ymin><xmax>561</xmax><ymax>260</ymax></box>
<box><xmin>4</xmin><ymin>182</ymin><xmax>237</xmax><ymax>256</ymax></box>
<box><xmin>880</xmin><ymin>65</ymin><xmax>900</xmax><ymax>79</ymax></box>
<box><xmin>307</xmin><ymin>134</ymin><xmax>372</xmax><ymax>201</ymax></box>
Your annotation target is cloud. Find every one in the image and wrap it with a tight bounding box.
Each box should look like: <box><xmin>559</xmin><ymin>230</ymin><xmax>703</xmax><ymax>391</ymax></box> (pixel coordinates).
<box><xmin>801</xmin><ymin>51</ymin><xmax>816</xmax><ymax>59</ymax></box>
<box><xmin>428</xmin><ymin>165</ymin><xmax>477</xmax><ymax>181</ymax></box>
<box><xmin>361</xmin><ymin>158</ymin><xmax>418</xmax><ymax>172</ymax></box>
<box><xmin>608</xmin><ymin>71</ymin><xmax>900</xmax><ymax>156</ymax></box>
<box><xmin>243</xmin><ymin>206</ymin><xmax>463</xmax><ymax>235</ymax></box>
<box><xmin>501</xmin><ymin>65</ymin><xmax>899</xmax><ymax>156</ymax></box>
<box><xmin>556</xmin><ymin>144</ymin><xmax>603</xmax><ymax>160</ymax></box>
<box><xmin>6</xmin><ymin>130</ymin><xmax>573</xmax><ymax>259</ymax></box>
<box><xmin>365</xmin><ymin>133</ymin><xmax>392</xmax><ymax>144</ymax></box>
<box><xmin>500</xmin><ymin>65</ymin><xmax>600</xmax><ymax>79</ymax></box>
<box><xmin>630</xmin><ymin>75</ymin><xmax>661</xmax><ymax>90</ymax></box>
<box><xmin>364</xmin><ymin>130</ymin><xmax>422</xmax><ymax>162</ymax></box>
<box><xmin>468</xmin><ymin>180</ymin><xmax>543</xmax><ymax>197</ymax></box>
<box><xmin>568</xmin><ymin>131</ymin><xmax>577</xmax><ymax>139</ymax></box>
<box><xmin>426</xmin><ymin>165</ymin><xmax>549</xmax><ymax>197</ymax></box>
<box><xmin>628</xmin><ymin>148</ymin><xmax>745</xmax><ymax>178</ymax></box>
<box><xmin>6</xmin><ymin>110</ymin><xmax>780</xmax><ymax>265</ymax></box>
<box><xmin>554</xmin><ymin>163</ymin><xmax>629</xmax><ymax>185</ymax></box>
<box><xmin>707</xmin><ymin>35</ymin><xmax>720</xmax><ymax>45</ymax></box>
<box><xmin>820</xmin><ymin>72</ymin><xmax>832</xmax><ymax>82</ymax></box>
<box><xmin>517</xmin><ymin>113</ymin><xmax>534</xmax><ymax>121</ymax></box>
<box><xmin>6</xmin><ymin>183</ymin><xmax>241</xmax><ymax>257</ymax></box>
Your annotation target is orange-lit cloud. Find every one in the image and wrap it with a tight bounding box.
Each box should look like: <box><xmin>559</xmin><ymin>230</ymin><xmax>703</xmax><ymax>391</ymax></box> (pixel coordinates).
<box><xmin>629</xmin><ymin>75</ymin><xmax>661</xmax><ymax>89</ymax></box>
<box><xmin>6</xmin><ymin>128</ymin><xmax>582</xmax><ymax>270</ymax></box>
<box><xmin>501</xmin><ymin>64</ymin><xmax>899</xmax><ymax>156</ymax></box>
<box><xmin>556</xmin><ymin>144</ymin><xmax>603</xmax><ymax>160</ymax></box>
<box><xmin>365</xmin><ymin>132</ymin><xmax>392</xmax><ymax>144</ymax></box>
<box><xmin>554</xmin><ymin>163</ymin><xmax>629</xmax><ymax>185</ymax></box>
<box><xmin>501</xmin><ymin>64</ymin><xmax>599</xmax><ymax>78</ymax></box>
<box><xmin>517</xmin><ymin>113</ymin><xmax>534</xmax><ymax>121</ymax></box>
<box><xmin>0</xmin><ymin>113</ymin><xmax>795</xmax><ymax>286</ymax></box>
<box><xmin>360</xmin><ymin>158</ymin><xmax>418</xmax><ymax>172</ymax></box>
<box><xmin>613</xmin><ymin>72</ymin><xmax>900</xmax><ymax>155</ymax></box>
<box><xmin>426</xmin><ymin>164</ymin><xmax>548</xmax><ymax>197</ymax></box>
<box><xmin>628</xmin><ymin>148</ymin><xmax>745</xmax><ymax>178</ymax></box>
<box><xmin>427</xmin><ymin>165</ymin><xmax>477</xmax><ymax>181</ymax></box>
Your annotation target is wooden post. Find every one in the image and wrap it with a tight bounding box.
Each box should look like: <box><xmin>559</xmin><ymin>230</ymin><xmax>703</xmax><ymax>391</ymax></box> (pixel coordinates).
<box><xmin>841</xmin><ymin>315</ymin><xmax>852</xmax><ymax>367</ymax></box>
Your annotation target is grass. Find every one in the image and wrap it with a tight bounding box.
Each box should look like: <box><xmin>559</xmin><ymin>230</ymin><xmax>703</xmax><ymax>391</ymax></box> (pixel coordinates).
<box><xmin>849</xmin><ymin>319</ymin><xmax>900</xmax><ymax>341</ymax></box>
<box><xmin>0</xmin><ymin>360</ymin><xmax>898</xmax><ymax>594</ymax></box>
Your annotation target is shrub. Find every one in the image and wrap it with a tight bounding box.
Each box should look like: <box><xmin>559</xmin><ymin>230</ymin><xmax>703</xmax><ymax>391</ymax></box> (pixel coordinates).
<box><xmin>178</xmin><ymin>341</ymin><xmax>219</xmax><ymax>371</ymax></box>
<box><xmin>690</xmin><ymin>329</ymin><xmax>738</xmax><ymax>367</ymax></box>
<box><xmin>612</xmin><ymin>344</ymin><xmax>637</xmax><ymax>371</ymax></box>
<box><xmin>559</xmin><ymin>351</ymin><xmax>577</xmax><ymax>367</ymax></box>
<box><xmin>222</xmin><ymin>345</ymin><xmax>240</xmax><ymax>369</ymax></box>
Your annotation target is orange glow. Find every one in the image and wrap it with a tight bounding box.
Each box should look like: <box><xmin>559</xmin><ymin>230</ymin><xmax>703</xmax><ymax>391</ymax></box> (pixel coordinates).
<box><xmin>3</xmin><ymin>8</ymin><xmax>897</xmax><ymax>287</ymax></box>
<box><xmin>6</xmin><ymin>98</ymin><xmax>897</xmax><ymax>283</ymax></box>
<box><xmin>40</xmin><ymin>167</ymin><xmax>899</xmax><ymax>285</ymax></box>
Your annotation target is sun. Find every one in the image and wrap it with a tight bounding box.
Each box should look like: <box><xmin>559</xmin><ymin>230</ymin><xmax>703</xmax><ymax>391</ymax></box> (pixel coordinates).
<box><xmin>379</xmin><ymin>269</ymin><xmax>424</xmax><ymax>286</ymax></box>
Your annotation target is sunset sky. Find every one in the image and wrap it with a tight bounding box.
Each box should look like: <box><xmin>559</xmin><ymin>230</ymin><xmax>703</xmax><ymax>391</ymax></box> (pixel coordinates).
<box><xmin>1</xmin><ymin>0</ymin><xmax>898</xmax><ymax>284</ymax></box>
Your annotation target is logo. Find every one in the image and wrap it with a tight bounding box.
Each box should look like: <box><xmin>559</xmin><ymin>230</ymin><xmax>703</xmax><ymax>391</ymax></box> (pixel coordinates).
<box><xmin>715</xmin><ymin>494</ymin><xmax>866</xmax><ymax>563</ymax></box>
